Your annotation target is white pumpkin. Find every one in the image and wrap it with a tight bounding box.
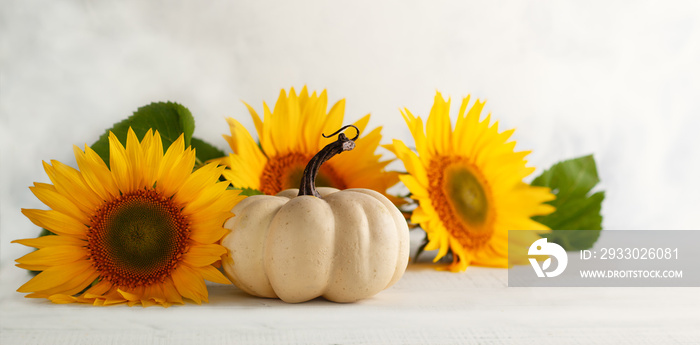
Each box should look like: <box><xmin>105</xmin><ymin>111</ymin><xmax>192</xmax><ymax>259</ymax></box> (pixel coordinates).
<box><xmin>220</xmin><ymin>125</ymin><xmax>410</xmax><ymax>303</ymax></box>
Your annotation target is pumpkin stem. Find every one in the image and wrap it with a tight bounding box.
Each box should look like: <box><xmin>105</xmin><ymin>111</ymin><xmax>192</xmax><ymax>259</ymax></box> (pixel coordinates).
<box><xmin>298</xmin><ymin>125</ymin><xmax>359</xmax><ymax>198</ymax></box>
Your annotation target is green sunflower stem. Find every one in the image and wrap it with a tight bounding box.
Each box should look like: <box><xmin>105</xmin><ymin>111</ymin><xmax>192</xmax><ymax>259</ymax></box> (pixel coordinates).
<box><xmin>194</xmin><ymin>157</ymin><xmax>205</xmax><ymax>169</ymax></box>
<box><xmin>298</xmin><ymin>125</ymin><xmax>359</xmax><ymax>198</ymax></box>
<box><xmin>413</xmin><ymin>234</ymin><xmax>430</xmax><ymax>263</ymax></box>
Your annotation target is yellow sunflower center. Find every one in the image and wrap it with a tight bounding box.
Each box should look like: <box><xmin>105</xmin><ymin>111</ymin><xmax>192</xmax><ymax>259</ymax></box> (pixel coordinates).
<box><xmin>428</xmin><ymin>156</ymin><xmax>495</xmax><ymax>249</ymax></box>
<box><xmin>86</xmin><ymin>189</ymin><xmax>190</xmax><ymax>288</ymax></box>
<box><xmin>259</xmin><ymin>153</ymin><xmax>346</xmax><ymax>194</ymax></box>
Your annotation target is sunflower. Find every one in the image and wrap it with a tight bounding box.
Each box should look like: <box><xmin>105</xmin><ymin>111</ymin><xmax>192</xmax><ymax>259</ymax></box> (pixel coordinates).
<box><xmin>388</xmin><ymin>92</ymin><xmax>555</xmax><ymax>272</ymax></box>
<box><xmin>221</xmin><ymin>86</ymin><xmax>399</xmax><ymax>202</ymax></box>
<box><xmin>14</xmin><ymin>128</ymin><xmax>244</xmax><ymax>306</ymax></box>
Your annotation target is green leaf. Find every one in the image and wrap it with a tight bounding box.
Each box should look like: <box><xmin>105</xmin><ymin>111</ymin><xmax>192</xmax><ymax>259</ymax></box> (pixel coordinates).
<box><xmin>37</xmin><ymin>228</ymin><xmax>54</xmax><ymax>237</ymax></box>
<box><xmin>231</xmin><ymin>187</ymin><xmax>264</xmax><ymax>196</ymax></box>
<box><xmin>90</xmin><ymin>102</ymin><xmax>195</xmax><ymax>165</ymax></box>
<box><xmin>531</xmin><ymin>154</ymin><xmax>604</xmax><ymax>250</ymax></box>
<box><xmin>191</xmin><ymin>137</ymin><xmax>226</xmax><ymax>163</ymax></box>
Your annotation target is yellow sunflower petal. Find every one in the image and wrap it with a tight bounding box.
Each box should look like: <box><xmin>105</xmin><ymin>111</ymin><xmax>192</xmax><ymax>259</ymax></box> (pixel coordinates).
<box><xmin>157</xmin><ymin>137</ymin><xmax>195</xmax><ymax>198</ymax></box>
<box><xmin>29</xmin><ymin>183</ymin><xmax>88</xmax><ymax>224</ymax></box>
<box><xmin>12</xmin><ymin>235</ymin><xmax>85</xmax><ymax>249</ymax></box>
<box><xmin>393</xmin><ymin>92</ymin><xmax>555</xmax><ymax>272</ymax></box>
<box><xmin>161</xmin><ymin>277</ymin><xmax>185</xmax><ymax>305</ymax></box>
<box><xmin>74</xmin><ymin>145</ymin><xmax>119</xmax><ymax>200</ymax></box>
<box><xmin>182</xmin><ymin>244</ymin><xmax>227</xmax><ymax>267</ymax></box>
<box><xmin>173</xmin><ymin>163</ymin><xmax>226</xmax><ymax>207</ymax></box>
<box><xmin>434</xmin><ymin>230</ymin><xmax>451</xmax><ymax>262</ymax></box>
<box><xmin>189</xmin><ymin>224</ymin><xmax>229</xmax><ymax>245</ymax></box>
<box><xmin>48</xmin><ymin>294</ymin><xmax>79</xmax><ymax>304</ymax></box>
<box><xmin>117</xmin><ymin>286</ymin><xmax>144</xmax><ymax>302</ymax></box>
<box><xmin>108</xmin><ymin>131</ymin><xmax>133</xmax><ymax>193</ymax></box>
<box><xmin>426</xmin><ymin>92</ymin><xmax>452</xmax><ymax>155</ymax></box>
<box><xmin>285</xmin><ymin>88</ymin><xmax>303</xmax><ymax>153</ymax></box>
<box><xmin>352</xmin><ymin>114</ymin><xmax>371</xmax><ymax>135</ymax></box>
<box><xmin>16</xmin><ymin>245</ymin><xmax>87</xmax><ymax>266</ymax></box>
<box><xmin>21</xmin><ymin>209</ymin><xmax>87</xmax><ymax>238</ymax></box>
<box><xmin>181</xmin><ymin>181</ymin><xmax>231</xmax><ymax>215</ymax></box>
<box><xmin>391</xmin><ymin>139</ymin><xmax>428</xmax><ymax>185</ymax></box>
<box><xmin>83</xmin><ymin>279</ymin><xmax>113</xmax><ymax>299</ymax></box>
<box><xmin>199</xmin><ymin>265</ymin><xmax>232</xmax><ymax>285</ymax></box>
<box><xmin>224</xmin><ymin>117</ymin><xmax>267</xmax><ymax>169</ymax></box>
<box><xmin>18</xmin><ymin>260</ymin><xmax>93</xmax><ymax>293</ymax></box>
<box><xmin>125</xmin><ymin>128</ymin><xmax>146</xmax><ymax>189</ymax></box>
<box><xmin>222</xmin><ymin>154</ymin><xmax>263</xmax><ymax>190</ymax></box>
<box><xmin>141</xmin><ymin>130</ymin><xmax>164</xmax><ymax>187</ymax></box>
<box><xmin>302</xmin><ymin>89</ymin><xmax>328</xmax><ymax>152</ymax></box>
<box><xmin>171</xmin><ymin>265</ymin><xmax>207</xmax><ymax>304</ymax></box>
<box><xmin>401</xmin><ymin>108</ymin><xmax>429</xmax><ymax>165</ymax></box>
<box><xmin>35</xmin><ymin>269</ymin><xmax>100</xmax><ymax>298</ymax></box>
<box><xmin>222</xmin><ymin>87</ymin><xmax>398</xmax><ymax>204</ymax></box>
<box><xmin>399</xmin><ymin>175</ymin><xmax>428</xmax><ymax>199</ymax></box>
<box><xmin>18</xmin><ymin>127</ymin><xmax>245</xmax><ymax>306</ymax></box>
<box><xmin>43</xmin><ymin>160</ymin><xmax>101</xmax><ymax>214</ymax></box>
<box><xmin>143</xmin><ymin>283</ymin><xmax>167</xmax><ymax>304</ymax></box>
<box><xmin>320</xmin><ymin>98</ymin><xmax>345</xmax><ymax>149</ymax></box>
<box><xmin>260</xmin><ymin>102</ymin><xmax>276</xmax><ymax>157</ymax></box>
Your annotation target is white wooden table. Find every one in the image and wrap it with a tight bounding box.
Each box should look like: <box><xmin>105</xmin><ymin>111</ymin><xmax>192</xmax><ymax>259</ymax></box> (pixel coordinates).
<box><xmin>2</xmin><ymin>232</ymin><xmax>699</xmax><ymax>345</ymax></box>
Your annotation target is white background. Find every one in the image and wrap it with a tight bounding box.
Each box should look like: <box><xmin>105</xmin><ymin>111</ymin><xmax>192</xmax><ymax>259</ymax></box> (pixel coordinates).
<box><xmin>3</xmin><ymin>0</ymin><xmax>700</xmax><ymax>261</ymax></box>
<box><xmin>2</xmin><ymin>1</ymin><xmax>700</xmax><ymax>343</ymax></box>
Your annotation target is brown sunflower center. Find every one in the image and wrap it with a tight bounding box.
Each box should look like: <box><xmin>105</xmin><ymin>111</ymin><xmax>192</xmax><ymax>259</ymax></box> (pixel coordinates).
<box><xmin>427</xmin><ymin>156</ymin><xmax>495</xmax><ymax>250</ymax></box>
<box><xmin>259</xmin><ymin>153</ymin><xmax>346</xmax><ymax>194</ymax></box>
<box><xmin>86</xmin><ymin>189</ymin><xmax>189</xmax><ymax>288</ymax></box>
